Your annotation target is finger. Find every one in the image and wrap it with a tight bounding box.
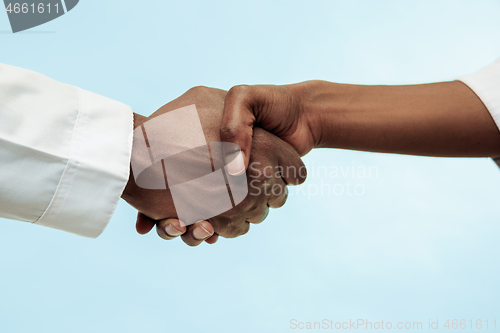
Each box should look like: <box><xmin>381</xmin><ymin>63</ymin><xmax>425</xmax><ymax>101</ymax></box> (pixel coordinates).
<box><xmin>218</xmin><ymin>220</ymin><xmax>251</xmax><ymax>238</ymax></box>
<box><xmin>221</xmin><ymin>85</ymin><xmax>258</xmax><ymax>172</ymax></box>
<box><xmin>205</xmin><ymin>233</ymin><xmax>219</xmax><ymax>244</ymax></box>
<box><xmin>247</xmin><ymin>205</ymin><xmax>270</xmax><ymax>224</ymax></box>
<box><xmin>267</xmin><ymin>181</ymin><xmax>289</xmax><ymax>208</ymax></box>
<box><xmin>136</xmin><ymin>213</ymin><xmax>156</xmax><ymax>235</ymax></box>
<box><xmin>205</xmin><ymin>215</ymin><xmax>249</xmax><ymax>239</ymax></box>
<box><xmin>156</xmin><ymin>219</ymin><xmax>187</xmax><ymax>240</ymax></box>
<box><xmin>278</xmin><ymin>140</ymin><xmax>308</xmax><ymax>185</ymax></box>
<box><xmin>181</xmin><ymin>221</ymin><xmax>214</xmax><ymax>247</ymax></box>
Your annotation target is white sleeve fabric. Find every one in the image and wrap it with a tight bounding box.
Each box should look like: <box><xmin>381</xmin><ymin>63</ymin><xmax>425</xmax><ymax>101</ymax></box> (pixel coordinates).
<box><xmin>0</xmin><ymin>63</ymin><xmax>133</xmax><ymax>238</ymax></box>
<box><xmin>458</xmin><ymin>59</ymin><xmax>500</xmax><ymax>167</ymax></box>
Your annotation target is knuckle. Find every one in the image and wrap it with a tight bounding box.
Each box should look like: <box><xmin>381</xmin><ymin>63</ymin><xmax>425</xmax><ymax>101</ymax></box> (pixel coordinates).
<box><xmin>212</xmin><ymin>216</ymin><xmax>249</xmax><ymax>239</ymax></box>
<box><xmin>248</xmin><ymin>202</ymin><xmax>263</xmax><ymax>214</ymax></box>
<box><xmin>298</xmin><ymin>164</ymin><xmax>308</xmax><ymax>183</ymax></box>
<box><xmin>276</xmin><ymin>196</ymin><xmax>288</xmax><ymax>208</ymax></box>
<box><xmin>220</xmin><ymin>125</ymin><xmax>240</xmax><ymax>141</ymax></box>
<box><xmin>246</xmin><ymin>205</ymin><xmax>264</xmax><ymax>219</ymax></box>
<box><xmin>249</xmin><ymin>207</ymin><xmax>269</xmax><ymax>224</ymax></box>
<box><xmin>187</xmin><ymin>85</ymin><xmax>211</xmax><ymax>96</ymax></box>
<box><xmin>227</xmin><ymin>84</ymin><xmax>252</xmax><ymax>100</ymax></box>
<box><xmin>285</xmin><ymin>162</ymin><xmax>308</xmax><ymax>185</ymax></box>
<box><xmin>239</xmin><ymin>224</ymin><xmax>250</xmax><ymax>236</ymax></box>
<box><xmin>272</xmin><ymin>196</ymin><xmax>288</xmax><ymax>208</ymax></box>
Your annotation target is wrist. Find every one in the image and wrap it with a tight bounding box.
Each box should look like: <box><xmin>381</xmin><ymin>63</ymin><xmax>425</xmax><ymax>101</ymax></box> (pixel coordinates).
<box><xmin>287</xmin><ymin>80</ymin><xmax>360</xmax><ymax>150</ymax></box>
<box><xmin>122</xmin><ymin>112</ymin><xmax>147</xmax><ymax>201</ymax></box>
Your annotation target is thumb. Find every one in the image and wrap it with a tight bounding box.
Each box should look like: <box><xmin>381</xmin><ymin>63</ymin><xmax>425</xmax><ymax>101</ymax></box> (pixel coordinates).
<box><xmin>221</xmin><ymin>85</ymin><xmax>257</xmax><ymax>174</ymax></box>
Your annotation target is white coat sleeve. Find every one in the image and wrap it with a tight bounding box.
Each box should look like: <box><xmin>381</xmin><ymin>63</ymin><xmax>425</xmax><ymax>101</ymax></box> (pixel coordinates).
<box><xmin>458</xmin><ymin>59</ymin><xmax>500</xmax><ymax>167</ymax></box>
<box><xmin>0</xmin><ymin>63</ymin><xmax>133</xmax><ymax>238</ymax></box>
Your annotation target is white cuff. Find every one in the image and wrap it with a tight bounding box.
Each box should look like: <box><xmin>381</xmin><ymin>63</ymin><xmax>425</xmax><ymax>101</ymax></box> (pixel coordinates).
<box><xmin>458</xmin><ymin>59</ymin><xmax>500</xmax><ymax>132</ymax></box>
<box><xmin>35</xmin><ymin>88</ymin><xmax>133</xmax><ymax>238</ymax></box>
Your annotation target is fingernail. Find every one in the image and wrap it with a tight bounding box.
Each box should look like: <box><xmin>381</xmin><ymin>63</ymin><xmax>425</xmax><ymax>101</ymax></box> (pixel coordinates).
<box><xmin>165</xmin><ymin>221</ymin><xmax>183</xmax><ymax>237</ymax></box>
<box><xmin>226</xmin><ymin>151</ymin><xmax>246</xmax><ymax>176</ymax></box>
<box><xmin>193</xmin><ymin>225</ymin><xmax>212</xmax><ymax>240</ymax></box>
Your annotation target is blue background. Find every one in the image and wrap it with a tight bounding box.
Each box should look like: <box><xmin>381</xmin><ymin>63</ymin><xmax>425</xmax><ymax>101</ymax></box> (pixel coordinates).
<box><xmin>1</xmin><ymin>1</ymin><xmax>500</xmax><ymax>332</ymax></box>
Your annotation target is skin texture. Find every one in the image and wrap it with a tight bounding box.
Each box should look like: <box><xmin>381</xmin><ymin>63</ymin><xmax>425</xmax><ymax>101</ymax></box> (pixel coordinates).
<box><xmin>121</xmin><ymin>86</ymin><xmax>306</xmax><ymax>246</ymax></box>
<box><xmin>220</xmin><ymin>80</ymin><xmax>500</xmax><ymax>167</ymax></box>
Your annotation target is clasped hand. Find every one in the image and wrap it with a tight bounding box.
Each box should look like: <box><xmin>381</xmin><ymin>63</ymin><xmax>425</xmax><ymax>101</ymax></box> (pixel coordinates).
<box><xmin>121</xmin><ymin>86</ymin><xmax>306</xmax><ymax>246</ymax></box>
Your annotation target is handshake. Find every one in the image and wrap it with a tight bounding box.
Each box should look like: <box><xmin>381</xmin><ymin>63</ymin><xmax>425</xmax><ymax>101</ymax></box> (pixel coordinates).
<box><xmin>120</xmin><ymin>79</ymin><xmax>494</xmax><ymax>246</ymax></box>
<box><xmin>1</xmin><ymin>63</ymin><xmax>496</xmax><ymax>242</ymax></box>
<box><xmin>121</xmin><ymin>85</ymin><xmax>313</xmax><ymax>246</ymax></box>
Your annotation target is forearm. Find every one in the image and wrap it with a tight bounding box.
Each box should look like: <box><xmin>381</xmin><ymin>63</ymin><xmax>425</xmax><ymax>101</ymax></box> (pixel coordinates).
<box><xmin>291</xmin><ymin>80</ymin><xmax>500</xmax><ymax>157</ymax></box>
